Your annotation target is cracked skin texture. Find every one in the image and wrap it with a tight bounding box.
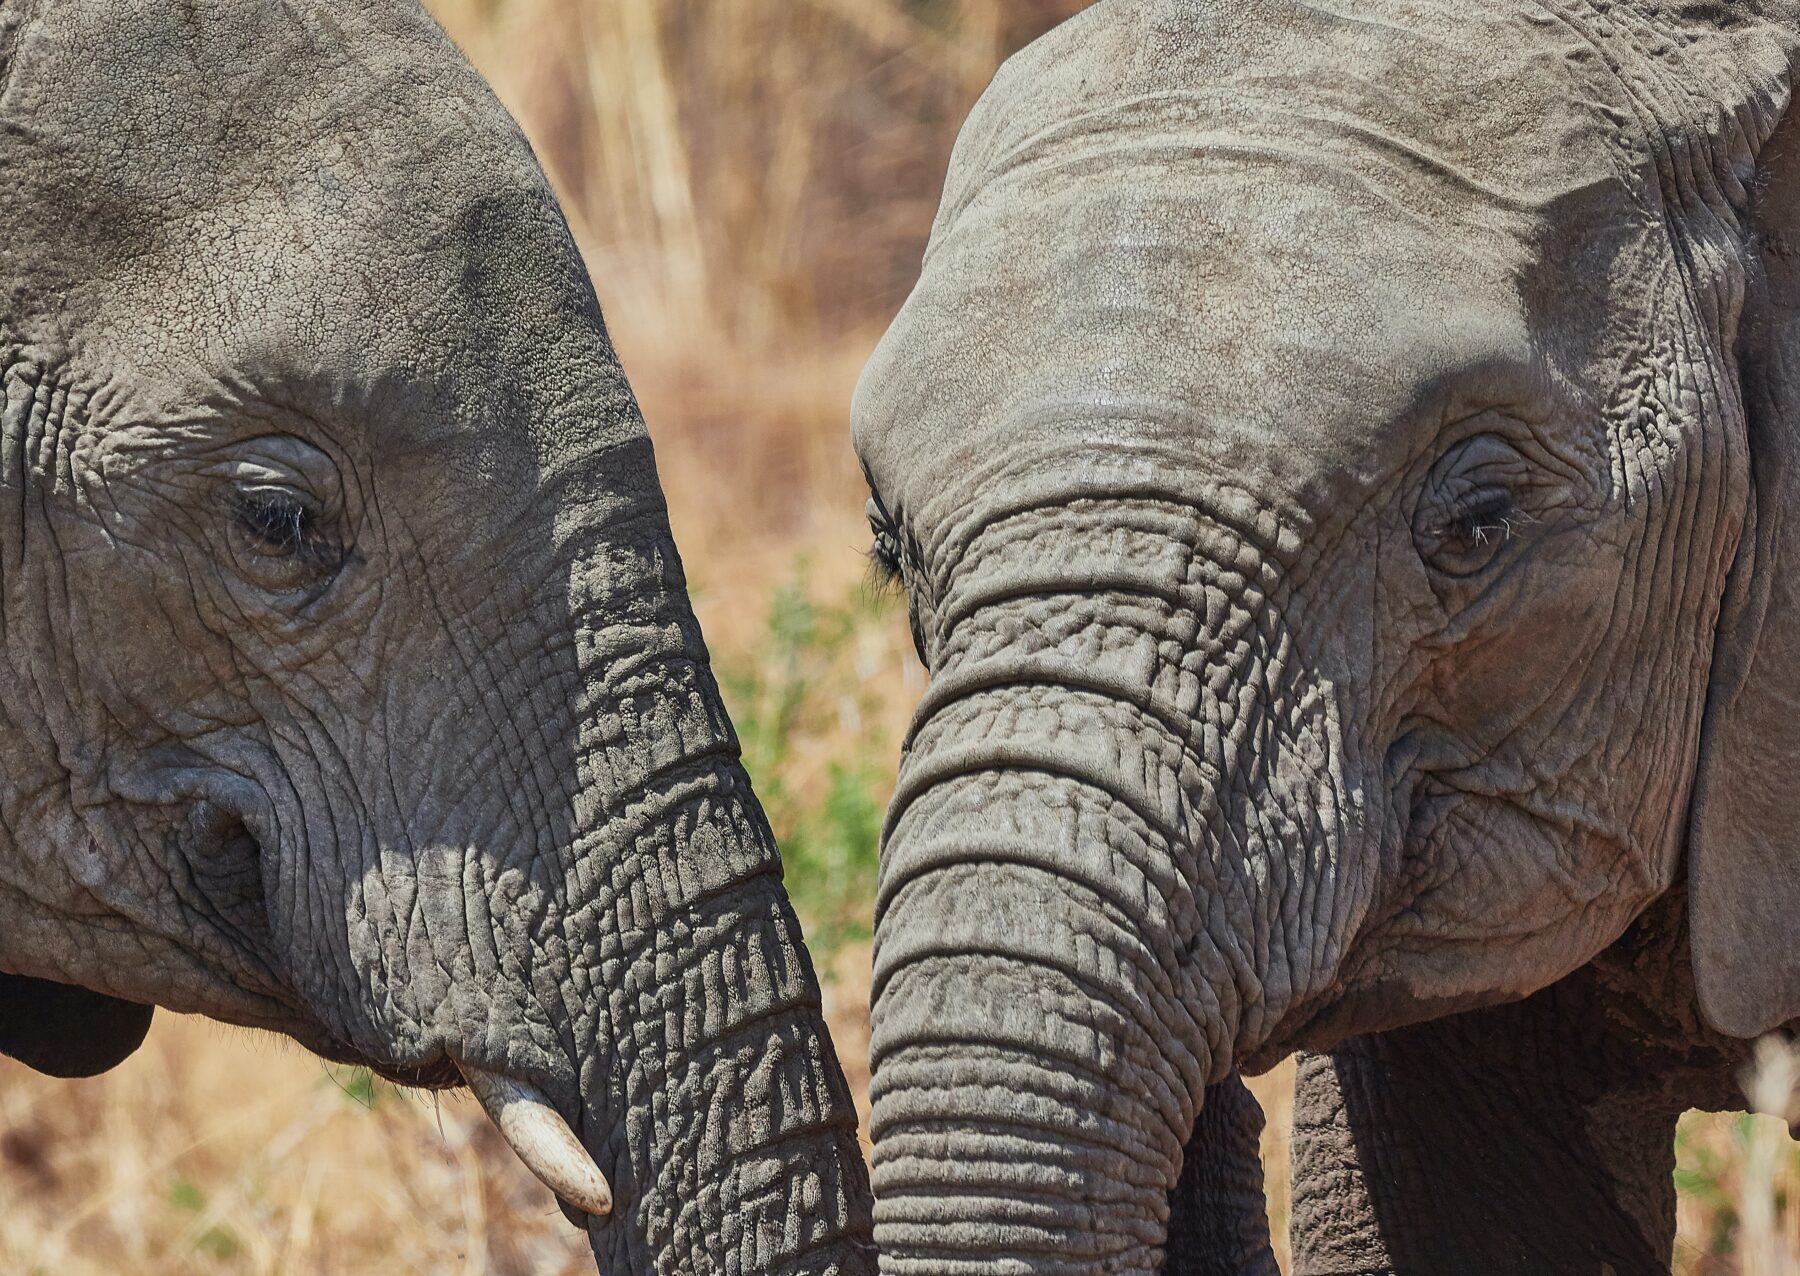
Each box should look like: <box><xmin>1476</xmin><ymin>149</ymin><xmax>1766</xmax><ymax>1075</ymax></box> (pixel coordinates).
<box><xmin>853</xmin><ymin>0</ymin><xmax>1800</xmax><ymax>1271</ymax></box>
<box><xmin>0</xmin><ymin>2</ymin><xmax>873</xmax><ymax>1273</ymax></box>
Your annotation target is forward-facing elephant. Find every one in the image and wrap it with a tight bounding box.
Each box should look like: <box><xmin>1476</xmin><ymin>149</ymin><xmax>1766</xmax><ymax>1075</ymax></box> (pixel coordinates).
<box><xmin>0</xmin><ymin>3</ymin><xmax>873</xmax><ymax>1272</ymax></box>
<box><xmin>852</xmin><ymin>1</ymin><xmax>1800</xmax><ymax>1271</ymax></box>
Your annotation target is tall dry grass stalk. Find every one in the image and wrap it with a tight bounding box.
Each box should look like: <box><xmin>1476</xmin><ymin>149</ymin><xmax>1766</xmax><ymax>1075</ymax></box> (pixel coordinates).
<box><xmin>426</xmin><ymin>0</ymin><xmax>1095</xmax><ymax>341</ymax></box>
<box><xmin>1740</xmin><ymin>1037</ymin><xmax>1800</xmax><ymax>1275</ymax></box>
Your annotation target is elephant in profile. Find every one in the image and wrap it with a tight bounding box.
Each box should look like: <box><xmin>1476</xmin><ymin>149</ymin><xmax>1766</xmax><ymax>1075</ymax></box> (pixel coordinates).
<box><xmin>852</xmin><ymin>0</ymin><xmax>1800</xmax><ymax>1271</ymax></box>
<box><xmin>0</xmin><ymin>2</ymin><xmax>872</xmax><ymax>1273</ymax></box>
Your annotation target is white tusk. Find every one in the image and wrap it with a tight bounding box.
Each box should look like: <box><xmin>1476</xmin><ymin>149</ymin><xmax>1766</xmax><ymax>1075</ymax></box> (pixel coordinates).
<box><xmin>459</xmin><ymin>1063</ymin><xmax>613</xmax><ymax>1218</ymax></box>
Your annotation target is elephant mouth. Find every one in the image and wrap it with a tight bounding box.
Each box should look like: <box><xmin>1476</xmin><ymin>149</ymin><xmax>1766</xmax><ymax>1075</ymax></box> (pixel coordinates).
<box><xmin>180</xmin><ymin>802</ymin><xmax>608</xmax><ymax>1225</ymax></box>
<box><xmin>309</xmin><ymin>1036</ymin><xmax>464</xmax><ymax>1088</ymax></box>
<box><xmin>174</xmin><ymin>791</ymin><xmax>612</xmax><ymax>1229</ymax></box>
<box><xmin>176</xmin><ymin>797</ymin><xmax>466</xmax><ymax>1089</ymax></box>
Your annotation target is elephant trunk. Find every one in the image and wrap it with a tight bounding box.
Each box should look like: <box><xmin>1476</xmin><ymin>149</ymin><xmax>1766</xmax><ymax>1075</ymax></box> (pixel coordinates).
<box><xmin>867</xmin><ymin>497</ymin><xmax>1349</xmax><ymax>1273</ymax></box>
<box><xmin>552</xmin><ymin>527</ymin><xmax>875</xmax><ymax>1273</ymax></box>
<box><xmin>869</xmin><ymin>689</ymin><xmax>1215</xmax><ymax>1273</ymax></box>
<box><xmin>575</xmin><ymin>747</ymin><xmax>873</xmax><ymax>1273</ymax></box>
<box><xmin>358</xmin><ymin>505</ymin><xmax>875</xmax><ymax>1273</ymax></box>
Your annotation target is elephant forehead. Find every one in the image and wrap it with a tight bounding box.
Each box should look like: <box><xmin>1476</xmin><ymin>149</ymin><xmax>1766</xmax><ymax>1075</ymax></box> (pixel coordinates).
<box><xmin>855</xmin><ymin>157</ymin><xmax>1568</xmax><ymax>530</ymax></box>
<box><xmin>0</xmin><ymin>1</ymin><xmax>641</xmax><ymax>475</ymax></box>
<box><xmin>944</xmin><ymin>0</ymin><xmax>1614</xmax><ymax>221</ymax></box>
<box><xmin>854</xmin><ymin>0</ymin><xmax>1662</xmax><ymax>528</ymax></box>
<box><xmin>0</xmin><ymin>1</ymin><xmax>536</xmax><ymax>272</ymax></box>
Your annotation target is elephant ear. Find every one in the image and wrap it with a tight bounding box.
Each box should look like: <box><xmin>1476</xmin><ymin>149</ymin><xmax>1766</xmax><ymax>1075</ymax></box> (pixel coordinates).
<box><xmin>0</xmin><ymin>972</ymin><xmax>154</xmax><ymax>1078</ymax></box>
<box><xmin>1689</xmin><ymin>84</ymin><xmax>1800</xmax><ymax>1039</ymax></box>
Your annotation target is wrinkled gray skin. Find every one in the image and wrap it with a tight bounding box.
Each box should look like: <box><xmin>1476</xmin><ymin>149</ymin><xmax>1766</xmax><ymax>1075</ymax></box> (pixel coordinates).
<box><xmin>0</xmin><ymin>3</ymin><xmax>874</xmax><ymax>1272</ymax></box>
<box><xmin>853</xmin><ymin>1</ymin><xmax>1800</xmax><ymax>1271</ymax></box>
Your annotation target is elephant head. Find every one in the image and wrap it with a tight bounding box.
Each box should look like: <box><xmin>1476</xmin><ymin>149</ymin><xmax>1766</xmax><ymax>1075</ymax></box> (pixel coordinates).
<box><xmin>853</xmin><ymin>0</ymin><xmax>1800</xmax><ymax>1268</ymax></box>
<box><xmin>0</xmin><ymin>2</ymin><xmax>872</xmax><ymax>1271</ymax></box>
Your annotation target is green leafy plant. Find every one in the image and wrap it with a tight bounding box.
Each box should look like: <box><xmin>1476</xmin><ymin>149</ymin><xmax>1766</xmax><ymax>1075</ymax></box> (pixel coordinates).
<box><xmin>717</xmin><ymin>565</ymin><xmax>905</xmax><ymax>960</ymax></box>
<box><xmin>195</xmin><ymin>1226</ymin><xmax>241</xmax><ymax>1262</ymax></box>
<box><xmin>323</xmin><ymin>1065</ymin><xmax>382</xmax><ymax>1110</ymax></box>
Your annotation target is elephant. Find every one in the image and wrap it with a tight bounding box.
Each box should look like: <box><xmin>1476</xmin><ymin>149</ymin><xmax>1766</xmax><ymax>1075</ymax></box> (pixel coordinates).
<box><xmin>850</xmin><ymin>0</ymin><xmax>1800</xmax><ymax>1271</ymax></box>
<box><xmin>0</xmin><ymin>2</ymin><xmax>874</xmax><ymax>1272</ymax></box>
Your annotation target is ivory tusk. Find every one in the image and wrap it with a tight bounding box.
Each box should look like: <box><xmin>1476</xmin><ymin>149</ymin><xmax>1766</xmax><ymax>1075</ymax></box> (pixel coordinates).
<box><xmin>459</xmin><ymin>1063</ymin><xmax>613</xmax><ymax>1218</ymax></box>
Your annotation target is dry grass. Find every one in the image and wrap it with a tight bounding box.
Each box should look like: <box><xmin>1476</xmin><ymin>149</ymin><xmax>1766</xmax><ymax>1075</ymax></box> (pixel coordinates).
<box><xmin>0</xmin><ymin>1016</ymin><xmax>591</xmax><ymax>1275</ymax></box>
<box><xmin>3</xmin><ymin>0</ymin><xmax>1796</xmax><ymax>1270</ymax></box>
<box><xmin>1673</xmin><ymin>1041</ymin><xmax>1800</xmax><ymax>1276</ymax></box>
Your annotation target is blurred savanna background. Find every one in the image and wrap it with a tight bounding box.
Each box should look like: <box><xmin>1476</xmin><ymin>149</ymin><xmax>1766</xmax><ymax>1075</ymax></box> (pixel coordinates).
<box><xmin>1</xmin><ymin>1</ymin><xmax>1797</xmax><ymax>1272</ymax></box>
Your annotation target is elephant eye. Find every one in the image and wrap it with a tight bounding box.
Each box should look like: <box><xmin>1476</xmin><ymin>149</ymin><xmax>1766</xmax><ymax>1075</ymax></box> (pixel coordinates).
<box><xmin>227</xmin><ymin>484</ymin><xmax>344</xmax><ymax>595</ymax></box>
<box><xmin>865</xmin><ymin>496</ymin><xmax>903</xmax><ymax>589</ymax></box>
<box><xmin>1417</xmin><ymin>485</ymin><xmax>1531</xmax><ymax>577</ymax></box>
<box><xmin>1442</xmin><ymin>489</ymin><xmax>1531</xmax><ymax>551</ymax></box>
<box><xmin>1413</xmin><ymin>433</ymin><xmax>1542</xmax><ymax>579</ymax></box>
<box><xmin>863</xmin><ymin>490</ymin><xmax>931</xmax><ymax>668</ymax></box>
<box><xmin>234</xmin><ymin>487</ymin><xmax>313</xmax><ymax>553</ymax></box>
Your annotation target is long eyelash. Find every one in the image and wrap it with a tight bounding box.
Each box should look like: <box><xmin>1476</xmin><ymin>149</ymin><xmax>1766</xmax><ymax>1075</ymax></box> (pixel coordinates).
<box><xmin>1443</xmin><ymin>494</ymin><xmax>1534</xmax><ymax>546</ymax></box>
<box><xmin>865</xmin><ymin>536</ymin><xmax>902</xmax><ymax>591</ymax></box>
<box><xmin>235</xmin><ymin>492</ymin><xmax>312</xmax><ymax>550</ymax></box>
<box><xmin>232</xmin><ymin>489</ymin><xmax>340</xmax><ymax>567</ymax></box>
<box><xmin>864</xmin><ymin>485</ymin><xmax>905</xmax><ymax>592</ymax></box>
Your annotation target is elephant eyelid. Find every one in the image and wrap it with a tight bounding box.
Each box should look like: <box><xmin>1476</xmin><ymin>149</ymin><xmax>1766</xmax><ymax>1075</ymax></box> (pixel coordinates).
<box><xmin>865</xmin><ymin>494</ymin><xmax>904</xmax><ymax>590</ymax></box>
<box><xmin>867</xmin><ymin>535</ymin><xmax>902</xmax><ymax>588</ymax></box>
<box><xmin>1439</xmin><ymin>488</ymin><xmax>1533</xmax><ymax>545</ymax></box>
<box><xmin>233</xmin><ymin>488</ymin><xmax>312</xmax><ymax>550</ymax></box>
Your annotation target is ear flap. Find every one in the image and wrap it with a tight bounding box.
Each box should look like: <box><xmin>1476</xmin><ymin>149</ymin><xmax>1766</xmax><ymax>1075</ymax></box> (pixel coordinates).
<box><xmin>0</xmin><ymin>972</ymin><xmax>154</xmax><ymax>1078</ymax></box>
<box><xmin>1690</xmin><ymin>88</ymin><xmax>1800</xmax><ymax>1039</ymax></box>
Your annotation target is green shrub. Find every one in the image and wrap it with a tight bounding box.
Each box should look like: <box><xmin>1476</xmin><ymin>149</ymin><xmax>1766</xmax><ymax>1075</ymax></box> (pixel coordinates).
<box><xmin>717</xmin><ymin>565</ymin><xmax>903</xmax><ymax>961</ymax></box>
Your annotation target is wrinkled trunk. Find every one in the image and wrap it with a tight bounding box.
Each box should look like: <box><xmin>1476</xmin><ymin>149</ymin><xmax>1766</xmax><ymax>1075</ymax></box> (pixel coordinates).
<box><xmin>870</xmin><ymin>707</ymin><xmax>1215</xmax><ymax>1273</ymax></box>
<box><xmin>355</xmin><ymin>507</ymin><xmax>876</xmax><ymax>1274</ymax></box>
<box><xmin>550</xmin><ymin>530</ymin><xmax>876</xmax><ymax>1274</ymax></box>
<box><xmin>576</xmin><ymin>752</ymin><xmax>873</xmax><ymax>1273</ymax></box>
<box><xmin>868</xmin><ymin>500</ymin><xmax>1348</xmax><ymax>1274</ymax></box>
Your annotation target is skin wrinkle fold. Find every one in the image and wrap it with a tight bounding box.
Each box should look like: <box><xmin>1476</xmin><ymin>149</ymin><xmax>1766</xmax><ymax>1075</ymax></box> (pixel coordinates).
<box><xmin>873</xmin><ymin>953</ymin><xmax>1200</xmax><ymax>1148</ymax></box>
<box><xmin>951</xmin><ymin>118</ymin><xmax>1546</xmax><ymax>253</ymax></box>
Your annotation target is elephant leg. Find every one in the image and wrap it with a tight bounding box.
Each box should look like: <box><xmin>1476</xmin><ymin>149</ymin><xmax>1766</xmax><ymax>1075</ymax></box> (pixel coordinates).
<box><xmin>1164</xmin><ymin>1072</ymin><xmax>1280</xmax><ymax>1275</ymax></box>
<box><xmin>1288</xmin><ymin>991</ymin><xmax>1684</xmax><ymax>1275</ymax></box>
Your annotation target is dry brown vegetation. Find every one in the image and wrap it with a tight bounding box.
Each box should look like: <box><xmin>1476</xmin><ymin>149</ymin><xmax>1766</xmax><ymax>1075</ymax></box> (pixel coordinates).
<box><xmin>1</xmin><ymin>2</ymin><xmax>1794</xmax><ymax>1271</ymax></box>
